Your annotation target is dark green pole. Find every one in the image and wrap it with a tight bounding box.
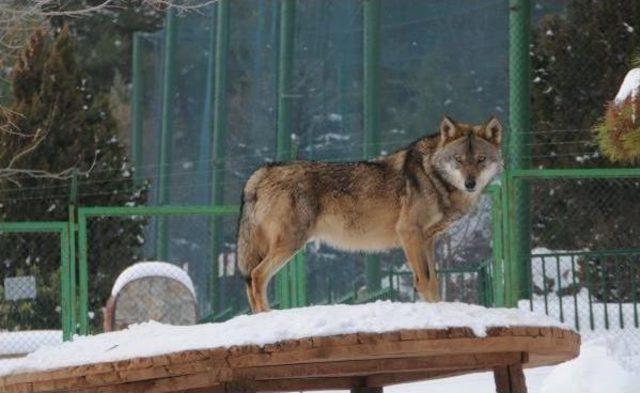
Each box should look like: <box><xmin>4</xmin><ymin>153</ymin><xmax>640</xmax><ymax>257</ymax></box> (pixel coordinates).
<box><xmin>363</xmin><ymin>0</ymin><xmax>381</xmax><ymax>292</ymax></box>
<box><xmin>275</xmin><ymin>0</ymin><xmax>297</xmax><ymax>309</ymax></box>
<box><xmin>276</xmin><ymin>0</ymin><xmax>295</xmax><ymax>160</ymax></box>
<box><xmin>156</xmin><ymin>8</ymin><xmax>177</xmax><ymax>260</ymax></box>
<box><xmin>507</xmin><ymin>0</ymin><xmax>532</xmax><ymax>306</ymax></box>
<box><xmin>131</xmin><ymin>32</ymin><xmax>144</xmax><ymax>184</ymax></box>
<box><xmin>210</xmin><ymin>0</ymin><xmax>229</xmax><ymax>314</ymax></box>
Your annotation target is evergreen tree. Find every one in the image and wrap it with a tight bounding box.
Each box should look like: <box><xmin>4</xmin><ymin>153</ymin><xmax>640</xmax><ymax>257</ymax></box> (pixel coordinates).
<box><xmin>0</xmin><ymin>27</ymin><xmax>147</xmax><ymax>331</ymax></box>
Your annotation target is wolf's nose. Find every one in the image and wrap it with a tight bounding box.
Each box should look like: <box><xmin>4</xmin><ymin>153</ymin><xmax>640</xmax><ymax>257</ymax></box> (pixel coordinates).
<box><xmin>465</xmin><ymin>179</ymin><xmax>476</xmax><ymax>191</ymax></box>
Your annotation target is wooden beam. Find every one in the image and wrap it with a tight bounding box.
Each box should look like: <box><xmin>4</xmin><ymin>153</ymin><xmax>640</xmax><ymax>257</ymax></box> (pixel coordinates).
<box><xmin>494</xmin><ymin>364</ymin><xmax>527</xmax><ymax>393</ymax></box>
<box><xmin>233</xmin><ymin>352</ymin><xmax>522</xmax><ymax>380</ymax></box>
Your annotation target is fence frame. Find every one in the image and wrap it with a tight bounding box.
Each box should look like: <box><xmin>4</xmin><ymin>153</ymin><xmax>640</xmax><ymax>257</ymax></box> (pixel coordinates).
<box><xmin>76</xmin><ymin>205</ymin><xmax>239</xmax><ymax>335</ymax></box>
<box><xmin>0</xmin><ymin>221</ymin><xmax>73</xmax><ymax>341</ymax></box>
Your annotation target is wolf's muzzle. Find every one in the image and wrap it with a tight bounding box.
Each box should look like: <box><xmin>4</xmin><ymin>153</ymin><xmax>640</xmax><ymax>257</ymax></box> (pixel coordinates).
<box><xmin>465</xmin><ymin>178</ymin><xmax>476</xmax><ymax>191</ymax></box>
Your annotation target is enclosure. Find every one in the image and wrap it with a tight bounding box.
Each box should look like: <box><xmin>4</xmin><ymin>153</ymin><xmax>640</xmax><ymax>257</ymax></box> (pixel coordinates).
<box><xmin>1</xmin><ymin>0</ymin><xmax>639</xmax><ymax>359</ymax></box>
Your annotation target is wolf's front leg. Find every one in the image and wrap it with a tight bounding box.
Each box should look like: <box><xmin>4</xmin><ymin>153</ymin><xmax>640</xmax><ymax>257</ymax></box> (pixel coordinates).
<box><xmin>422</xmin><ymin>236</ymin><xmax>440</xmax><ymax>302</ymax></box>
<box><xmin>397</xmin><ymin>225</ymin><xmax>439</xmax><ymax>302</ymax></box>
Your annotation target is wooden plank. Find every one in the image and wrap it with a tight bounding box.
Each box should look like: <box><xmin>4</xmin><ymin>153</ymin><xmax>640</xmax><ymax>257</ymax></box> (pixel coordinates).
<box><xmin>0</xmin><ymin>326</ymin><xmax>578</xmax><ymax>393</ymax></box>
<box><xmin>233</xmin><ymin>352</ymin><xmax>522</xmax><ymax>380</ymax></box>
<box><xmin>228</xmin><ymin>335</ymin><xmax>576</xmax><ymax>368</ymax></box>
<box><xmin>65</xmin><ymin>370</ymin><xmax>230</xmax><ymax>393</ymax></box>
<box><xmin>1</xmin><ymin>327</ymin><xmax>576</xmax><ymax>386</ymax></box>
<box><xmin>228</xmin><ymin>376</ymin><xmax>363</xmax><ymax>392</ymax></box>
<box><xmin>366</xmin><ymin>369</ymin><xmax>474</xmax><ymax>387</ymax></box>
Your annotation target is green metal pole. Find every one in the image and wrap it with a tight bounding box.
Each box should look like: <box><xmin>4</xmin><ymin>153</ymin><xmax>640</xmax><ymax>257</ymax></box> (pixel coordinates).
<box><xmin>488</xmin><ymin>185</ymin><xmax>504</xmax><ymax>307</ymax></box>
<box><xmin>77</xmin><ymin>212</ymin><xmax>89</xmax><ymax>335</ymax></box>
<box><xmin>68</xmin><ymin>171</ymin><xmax>78</xmax><ymax>335</ymax></box>
<box><xmin>156</xmin><ymin>9</ymin><xmax>178</xmax><ymax>261</ymax></box>
<box><xmin>67</xmin><ymin>206</ymin><xmax>77</xmax><ymax>335</ymax></box>
<box><xmin>210</xmin><ymin>0</ymin><xmax>229</xmax><ymax>314</ymax></box>
<box><xmin>363</xmin><ymin>0</ymin><xmax>381</xmax><ymax>292</ymax></box>
<box><xmin>275</xmin><ymin>0</ymin><xmax>296</xmax><ymax>309</ymax></box>
<box><xmin>507</xmin><ymin>0</ymin><xmax>532</xmax><ymax>306</ymax></box>
<box><xmin>131</xmin><ymin>32</ymin><xmax>144</xmax><ymax>183</ymax></box>
<box><xmin>60</xmin><ymin>225</ymin><xmax>72</xmax><ymax>341</ymax></box>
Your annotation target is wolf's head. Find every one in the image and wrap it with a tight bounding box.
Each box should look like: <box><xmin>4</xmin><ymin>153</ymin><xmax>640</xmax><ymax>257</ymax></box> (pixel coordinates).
<box><xmin>431</xmin><ymin>115</ymin><xmax>503</xmax><ymax>193</ymax></box>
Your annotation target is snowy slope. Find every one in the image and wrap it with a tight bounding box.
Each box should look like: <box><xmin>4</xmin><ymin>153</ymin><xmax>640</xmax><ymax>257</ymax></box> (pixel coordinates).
<box><xmin>0</xmin><ymin>301</ymin><xmax>566</xmax><ymax>377</ymax></box>
<box><xmin>110</xmin><ymin>261</ymin><xmax>195</xmax><ymax>297</ymax></box>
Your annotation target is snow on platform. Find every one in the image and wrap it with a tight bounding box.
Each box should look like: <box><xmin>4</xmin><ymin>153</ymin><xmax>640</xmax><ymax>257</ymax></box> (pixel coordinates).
<box><xmin>110</xmin><ymin>261</ymin><xmax>195</xmax><ymax>297</ymax></box>
<box><xmin>0</xmin><ymin>301</ymin><xmax>568</xmax><ymax>377</ymax></box>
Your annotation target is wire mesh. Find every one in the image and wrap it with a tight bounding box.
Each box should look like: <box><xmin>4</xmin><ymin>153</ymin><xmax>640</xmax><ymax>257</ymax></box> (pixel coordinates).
<box><xmin>514</xmin><ymin>176</ymin><xmax>640</xmax><ymax>355</ymax></box>
<box><xmin>0</xmin><ymin>232</ymin><xmax>63</xmax><ymax>356</ymax></box>
<box><xmin>83</xmin><ymin>213</ymin><xmax>252</xmax><ymax>333</ymax></box>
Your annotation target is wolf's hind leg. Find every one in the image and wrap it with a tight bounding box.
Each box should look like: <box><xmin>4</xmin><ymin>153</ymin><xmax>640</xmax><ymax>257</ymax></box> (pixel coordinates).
<box><xmin>397</xmin><ymin>226</ymin><xmax>440</xmax><ymax>302</ymax></box>
<box><xmin>250</xmin><ymin>246</ymin><xmax>300</xmax><ymax>312</ymax></box>
<box><xmin>245</xmin><ymin>279</ymin><xmax>258</xmax><ymax>312</ymax></box>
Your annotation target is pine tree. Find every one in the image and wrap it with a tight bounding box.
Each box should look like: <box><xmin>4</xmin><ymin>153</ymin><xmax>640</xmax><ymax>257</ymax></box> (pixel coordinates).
<box><xmin>0</xmin><ymin>27</ymin><xmax>147</xmax><ymax>331</ymax></box>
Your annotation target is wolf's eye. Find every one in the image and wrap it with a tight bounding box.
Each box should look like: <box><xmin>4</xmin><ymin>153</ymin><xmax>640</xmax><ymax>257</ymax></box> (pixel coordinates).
<box><xmin>477</xmin><ymin>155</ymin><xmax>486</xmax><ymax>163</ymax></box>
<box><xmin>454</xmin><ymin>155</ymin><xmax>463</xmax><ymax>163</ymax></box>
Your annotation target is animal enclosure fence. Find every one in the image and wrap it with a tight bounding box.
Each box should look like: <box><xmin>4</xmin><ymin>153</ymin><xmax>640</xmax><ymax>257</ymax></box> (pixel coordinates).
<box><xmin>506</xmin><ymin>168</ymin><xmax>640</xmax><ymax>335</ymax></box>
<box><xmin>0</xmin><ymin>222</ymin><xmax>72</xmax><ymax>353</ymax></box>
<box><xmin>2</xmin><ymin>0</ymin><xmax>640</xmax><ymax>368</ymax></box>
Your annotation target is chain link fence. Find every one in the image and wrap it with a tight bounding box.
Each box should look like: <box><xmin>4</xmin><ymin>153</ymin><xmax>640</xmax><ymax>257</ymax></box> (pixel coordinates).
<box><xmin>512</xmin><ymin>175</ymin><xmax>640</xmax><ymax>366</ymax></box>
<box><xmin>0</xmin><ymin>227</ymin><xmax>67</xmax><ymax>357</ymax></box>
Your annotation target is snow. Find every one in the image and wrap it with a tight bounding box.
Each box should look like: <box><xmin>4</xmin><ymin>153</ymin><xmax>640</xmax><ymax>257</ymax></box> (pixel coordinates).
<box><xmin>614</xmin><ymin>68</ymin><xmax>640</xmax><ymax>104</ymax></box>
<box><xmin>0</xmin><ymin>331</ymin><xmax>62</xmax><ymax>356</ymax></box>
<box><xmin>530</xmin><ymin>247</ymin><xmax>585</xmax><ymax>292</ymax></box>
<box><xmin>540</xmin><ymin>341</ymin><xmax>639</xmax><ymax>393</ymax></box>
<box><xmin>110</xmin><ymin>261</ymin><xmax>195</xmax><ymax>298</ymax></box>
<box><xmin>0</xmin><ymin>301</ymin><xmax>566</xmax><ymax>377</ymax></box>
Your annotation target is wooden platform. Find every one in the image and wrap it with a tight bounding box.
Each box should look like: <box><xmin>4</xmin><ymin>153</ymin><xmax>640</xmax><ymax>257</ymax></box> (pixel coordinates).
<box><xmin>0</xmin><ymin>326</ymin><xmax>579</xmax><ymax>393</ymax></box>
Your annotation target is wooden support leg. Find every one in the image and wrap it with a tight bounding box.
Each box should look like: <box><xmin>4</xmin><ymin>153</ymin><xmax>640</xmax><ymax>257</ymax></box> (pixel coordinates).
<box><xmin>351</xmin><ymin>388</ymin><xmax>383</xmax><ymax>393</ymax></box>
<box><xmin>494</xmin><ymin>363</ymin><xmax>527</xmax><ymax>393</ymax></box>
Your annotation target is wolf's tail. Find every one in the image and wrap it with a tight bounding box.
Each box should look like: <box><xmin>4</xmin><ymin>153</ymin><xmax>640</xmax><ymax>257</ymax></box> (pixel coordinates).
<box><xmin>236</xmin><ymin>186</ymin><xmax>262</xmax><ymax>284</ymax></box>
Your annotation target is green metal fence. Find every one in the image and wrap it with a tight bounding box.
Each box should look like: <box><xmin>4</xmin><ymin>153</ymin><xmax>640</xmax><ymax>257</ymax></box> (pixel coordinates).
<box><xmin>76</xmin><ymin>205</ymin><xmax>238</xmax><ymax>335</ymax></box>
<box><xmin>508</xmin><ymin>168</ymin><xmax>640</xmax><ymax>332</ymax></box>
<box><xmin>0</xmin><ymin>222</ymin><xmax>73</xmax><ymax>343</ymax></box>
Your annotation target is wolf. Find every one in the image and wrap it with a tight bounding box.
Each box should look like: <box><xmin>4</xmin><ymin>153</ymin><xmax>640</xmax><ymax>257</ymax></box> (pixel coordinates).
<box><xmin>237</xmin><ymin>116</ymin><xmax>503</xmax><ymax>312</ymax></box>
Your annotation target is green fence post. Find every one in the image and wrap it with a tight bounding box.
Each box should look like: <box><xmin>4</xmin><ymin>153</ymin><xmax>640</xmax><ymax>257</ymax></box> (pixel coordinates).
<box><xmin>488</xmin><ymin>184</ymin><xmax>505</xmax><ymax>307</ymax></box>
<box><xmin>156</xmin><ymin>8</ymin><xmax>178</xmax><ymax>261</ymax></box>
<box><xmin>507</xmin><ymin>0</ymin><xmax>532</xmax><ymax>306</ymax></box>
<box><xmin>77</xmin><ymin>212</ymin><xmax>89</xmax><ymax>335</ymax></box>
<box><xmin>275</xmin><ymin>0</ymin><xmax>296</xmax><ymax>309</ymax></box>
<box><xmin>68</xmin><ymin>170</ymin><xmax>78</xmax><ymax>334</ymax></box>
<box><xmin>60</xmin><ymin>224</ymin><xmax>72</xmax><ymax>340</ymax></box>
<box><xmin>209</xmin><ymin>0</ymin><xmax>230</xmax><ymax>315</ymax></box>
<box><xmin>131</xmin><ymin>32</ymin><xmax>144</xmax><ymax>183</ymax></box>
<box><xmin>67</xmin><ymin>207</ymin><xmax>77</xmax><ymax>336</ymax></box>
<box><xmin>363</xmin><ymin>0</ymin><xmax>381</xmax><ymax>293</ymax></box>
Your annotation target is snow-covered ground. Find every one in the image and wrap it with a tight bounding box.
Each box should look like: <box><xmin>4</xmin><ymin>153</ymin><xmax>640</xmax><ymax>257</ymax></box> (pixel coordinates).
<box><xmin>0</xmin><ymin>301</ymin><xmax>565</xmax><ymax>377</ymax></box>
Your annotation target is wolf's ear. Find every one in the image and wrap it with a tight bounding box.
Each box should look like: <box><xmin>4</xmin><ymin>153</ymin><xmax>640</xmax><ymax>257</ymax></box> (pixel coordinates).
<box><xmin>482</xmin><ymin>116</ymin><xmax>502</xmax><ymax>146</ymax></box>
<box><xmin>439</xmin><ymin>115</ymin><xmax>459</xmax><ymax>143</ymax></box>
